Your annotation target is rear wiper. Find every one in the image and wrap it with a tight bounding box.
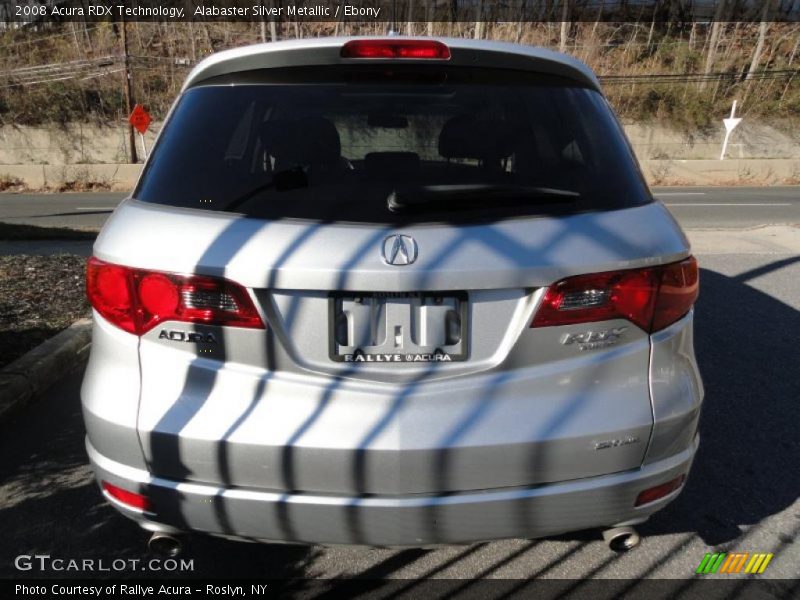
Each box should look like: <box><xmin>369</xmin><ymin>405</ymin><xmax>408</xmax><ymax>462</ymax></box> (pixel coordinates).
<box><xmin>224</xmin><ymin>166</ymin><xmax>308</xmax><ymax>211</ymax></box>
<box><xmin>387</xmin><ymin>184</ymin><xmax>579</xmax><ymax>213</ymax></box>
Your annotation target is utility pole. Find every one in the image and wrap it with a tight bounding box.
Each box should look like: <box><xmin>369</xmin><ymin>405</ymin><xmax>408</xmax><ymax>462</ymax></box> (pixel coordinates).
<box><xmin>120</xmin><ymin>15</ymin><xmax>138</xmax><ymax>164</ymax></box>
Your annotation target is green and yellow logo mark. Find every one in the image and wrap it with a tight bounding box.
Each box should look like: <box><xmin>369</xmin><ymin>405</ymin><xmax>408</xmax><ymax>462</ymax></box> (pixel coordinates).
<box><xmin>696</xmin><ymin>552</ymin><xmax>773</xmax><ymax>575</ymax></box>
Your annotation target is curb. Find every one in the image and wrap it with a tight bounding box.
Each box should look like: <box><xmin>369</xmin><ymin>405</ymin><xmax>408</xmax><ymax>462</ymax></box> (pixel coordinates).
<box><xmin>0</xmin><ymin>318</ymin><xmax>92</xmax><ymax>423</ymax></box>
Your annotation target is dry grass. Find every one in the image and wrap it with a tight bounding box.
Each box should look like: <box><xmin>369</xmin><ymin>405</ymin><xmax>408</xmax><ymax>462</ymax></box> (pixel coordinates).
<box><xmin>0</xmin><ymin>175</ymin><xmax>25</xmax><ymax>192</ymax></box>
<box><xmin>0</xmin><ymin>254</ymin><xmax>90</xmax><ymax>368</ymax></box>
<box><xmin>784</xmin><ymin>162</ymin><xmax>800</xmax><ymax>185</ymax></box>
<box><xmin>51</xmin><ymin>167</ymin><xmax>113</xmax><ymax>192</ymax></box>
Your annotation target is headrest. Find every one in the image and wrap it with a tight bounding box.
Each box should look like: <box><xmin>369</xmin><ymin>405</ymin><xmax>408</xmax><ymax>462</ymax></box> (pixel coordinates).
<box><xmin>262</xmin><ymin>117</ymin><xmax>341</xmax><ymax>166</ymax></box>
<box><xmin>438</xmin><ymin>115</ymin><xmax>516</xmax><ymax>161</ymax></box>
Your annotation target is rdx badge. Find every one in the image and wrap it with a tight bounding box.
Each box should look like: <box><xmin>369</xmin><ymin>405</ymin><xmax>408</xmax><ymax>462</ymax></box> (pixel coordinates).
<box><xmin>159</xmin><ymin>329</ymin><xmax>217</xmax><ymax>344</ymax></box>
<box><xmin>594</xmin><ymin>435</ymin><xmax>639</xmax><ymax>450</ymax></box>
<box><xmin>560</xmin><ymin>326</ymin><xmax>628</xmax><ymax>351</ymax></box>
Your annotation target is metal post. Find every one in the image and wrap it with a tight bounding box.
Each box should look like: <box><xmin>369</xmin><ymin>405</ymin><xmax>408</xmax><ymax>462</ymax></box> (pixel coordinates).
<box><xmin>120</xmin><ymin>16</ymin><xmax>138</xmax><ymax>164</ymax></box>
<box><xmin>139</xmin><ymin>132</ymin><xmax>148</xmax><ymax>160</ymax></box>
<box><xmin>719</xmin><ymin>131</ymin><xmax>732</xmax><ymax>161</ymax></box>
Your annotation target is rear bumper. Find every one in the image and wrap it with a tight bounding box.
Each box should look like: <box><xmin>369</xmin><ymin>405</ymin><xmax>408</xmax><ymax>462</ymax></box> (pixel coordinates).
<box><xmin>87</xmin><ymin>434</ymin><xmax>698</xmax><ymax>546</ymax></box>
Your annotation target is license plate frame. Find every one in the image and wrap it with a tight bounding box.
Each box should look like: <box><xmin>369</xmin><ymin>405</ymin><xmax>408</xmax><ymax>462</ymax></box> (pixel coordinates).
<box><xmin>328</xmin><ymin>291</ymin><xmax>469</xmax><ymax>363</ymax></box>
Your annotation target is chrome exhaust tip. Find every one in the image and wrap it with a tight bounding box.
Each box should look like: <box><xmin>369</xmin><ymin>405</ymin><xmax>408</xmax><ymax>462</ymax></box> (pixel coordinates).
<box><xmin>602</xmin><ymin>526</ymin><xmax>640</xmax><ymax>552</ymax></box>
<box><xmin>148</xmin><ymin>532</ymin><xmax>183</xmax><ymax>557</ymax></box>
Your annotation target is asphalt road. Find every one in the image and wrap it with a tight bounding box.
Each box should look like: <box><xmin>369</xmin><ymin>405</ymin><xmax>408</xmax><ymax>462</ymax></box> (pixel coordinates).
<box><xmin>0</xmin><ymin>186</ymin><xmax>798</xmax><ymax>231</ymax></box>
<box><xmin>0</xmin><ymin>192</ymin><xmax>122</xmax><ymax>230</ymax></box>
<box><xmin>1</xmin><ymin>252</ymin><xmax>798</xmax><ymax>584</ymax></box>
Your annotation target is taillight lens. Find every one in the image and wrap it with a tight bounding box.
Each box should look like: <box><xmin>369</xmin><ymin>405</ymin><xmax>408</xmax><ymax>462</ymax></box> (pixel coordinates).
<box><xmin>341</xmin><ymin>39</ymin><xmax>451</xmax><ymax>60</ymax></box>
<box><xmin>102</xmin><ymin>481</ymin><xmax>153</xmax><ymax>512</ymax></box>
<box><xmin>86</xmin><ymin>257</ymin><xmax>264</xmax><ymax>335</ymax></box>
<box><xmin>531</xmin><ymin>257</ymin><xmax>698</xmax><ymax>333</ymax></box>
<box><xmin>635</xmin><ymin>474</ymin><xmax>686</xmax><ymax>507</ymax></box>
<box><xmin>651</xmin><ymin>258</ymin><xmax>700</xmax><ymax>332</ymax></box>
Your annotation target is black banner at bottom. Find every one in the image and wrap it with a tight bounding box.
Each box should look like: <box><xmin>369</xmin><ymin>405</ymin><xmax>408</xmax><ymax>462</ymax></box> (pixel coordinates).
<box><xmin>4</xmin><ymin>578</ymin><xmax>799</xmax><ymax>600</ymax></box>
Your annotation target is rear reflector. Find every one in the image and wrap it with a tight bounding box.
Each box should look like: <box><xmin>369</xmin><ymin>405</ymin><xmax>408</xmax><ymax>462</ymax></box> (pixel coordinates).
<box><xmin>86</xmin><ymin>257</ymin><xmax>264</xmax><ymax>335</ymax></box>
<box><xmin>341</xmin><ymin>39</ymin><xmax>451</xmax><ymax>60</ymax></box>
<box><xmin>531</xmin><ymin>257</ymin><xmax>699</xmax><ymax>333</ymax></box>
<box><xmin>102</xmin><ymin>481</ymin><xmax>152</xmax><ymax>512</ymax></box>
<box><xmin>635</xmin><ymin>474</ymin><xmax>686</xmax><ymax>507</ymax></box>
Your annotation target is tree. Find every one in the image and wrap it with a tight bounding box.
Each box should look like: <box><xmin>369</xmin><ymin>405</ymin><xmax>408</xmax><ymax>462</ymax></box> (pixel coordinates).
<box><xmin>700</xmin><ymin>0</ymin><xmax>728</xmax><ymax>90</ymax></box>
<box><xmin>474</xmin><ymin>2</ymin><xmax>483</xmax><ymax>39</ymax></box>
<box><xmin>746</xmin><ymin>0</ymin><xmax>775</xmax><ymax>81</ymax></box>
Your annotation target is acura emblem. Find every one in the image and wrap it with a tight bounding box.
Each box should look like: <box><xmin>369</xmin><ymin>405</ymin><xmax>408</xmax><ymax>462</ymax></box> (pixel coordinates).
<box><xmin>382</xmin><ymin>234</ymin><xmax>418</xmax><ymax>266</ymax></box>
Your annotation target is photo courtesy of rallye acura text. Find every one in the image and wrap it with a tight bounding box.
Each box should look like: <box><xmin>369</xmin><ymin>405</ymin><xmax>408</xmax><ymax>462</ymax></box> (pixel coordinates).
<box><xmin>82</xmin><ymin>37</ymin><xmax>702</xmax><ymax>555</ymax></box>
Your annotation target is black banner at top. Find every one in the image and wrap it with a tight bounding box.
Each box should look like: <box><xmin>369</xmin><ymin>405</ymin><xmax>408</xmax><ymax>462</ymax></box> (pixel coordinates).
<box><xmin>2</xmin><ymin>0</ymin><xmax>800</xmax><ymax>24</ymax></box>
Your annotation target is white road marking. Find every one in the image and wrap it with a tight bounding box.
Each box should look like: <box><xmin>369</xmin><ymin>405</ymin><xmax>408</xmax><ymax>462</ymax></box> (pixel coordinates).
<box><xmin>665</xmin><ymin>203</ymin><xmax>792</xmax><ymax>206</ymax></box>
<box><xmin>656</xmin><ymin>192</ymin><xmax>707</xmax><ymax>196</ymax></box>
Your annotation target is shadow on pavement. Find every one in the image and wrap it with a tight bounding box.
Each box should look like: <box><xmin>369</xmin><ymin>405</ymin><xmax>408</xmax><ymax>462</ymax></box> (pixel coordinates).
<box><xmin>0</xmin><ymin>223</ymin><xmax>97</xmax><ymax>241</ymax></box>
<box><xmin>642</xmin><ymin>263</ymin><xmax>800</xmax><ymax>546</ymax></box>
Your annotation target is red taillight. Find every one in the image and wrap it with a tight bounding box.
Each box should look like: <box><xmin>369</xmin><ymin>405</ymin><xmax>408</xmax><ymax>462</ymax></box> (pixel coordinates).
<box><xmin>651</xmin><ymin>257</ymin><xmax>700</xmax><ymax>332</ymax></box>
<box><xmin>102</xmin><ymin>481</ymin><xmax>152</xmax><ymax>512</ymax></box>
<box><xmin>86</xmin><ymin>257</ymin><xmax>265</xmax><ymax>335</ymax></box>
<box><xmin>531</xmin><ymin>257</ymin><xmax>699</xmax><ymax>333</ymax></box>
<box><xmin>341</xmin><ymin>39</ymin><xmax>451</xmax><ymax>60</ymax></box>
<box><xmin>87</xmin><ymin>261</ymin><xmax>137</xmax><ymax>333</ymax></box>
<box><xmin>635</xmin><ymin>474</ymin><xmax>686</xmax><ymax>507</ymax></box>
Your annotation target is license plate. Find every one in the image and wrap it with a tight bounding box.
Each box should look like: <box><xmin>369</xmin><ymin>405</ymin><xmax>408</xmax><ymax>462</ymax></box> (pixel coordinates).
<box><xmin>329</xmin><ymin>292</ymin><xmax>468</xmax><ymax>363</ymax></box>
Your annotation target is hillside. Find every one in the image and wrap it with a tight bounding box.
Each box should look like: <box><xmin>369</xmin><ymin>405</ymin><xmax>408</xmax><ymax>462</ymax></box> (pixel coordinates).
<box><xmin>1</xmin><ymin>20</ymin><xmax>799</xmax><ymax>134</ymax></box>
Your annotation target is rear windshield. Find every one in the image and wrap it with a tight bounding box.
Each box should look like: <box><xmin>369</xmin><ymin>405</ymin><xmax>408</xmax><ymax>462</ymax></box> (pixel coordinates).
<box><xmin>135</xmin><ymin>66</ymin><xmax>652</xmax><ymax>224</ymax></box>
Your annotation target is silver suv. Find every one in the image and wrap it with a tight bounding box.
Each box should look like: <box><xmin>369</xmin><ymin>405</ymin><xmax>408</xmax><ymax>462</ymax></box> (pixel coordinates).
<box><xmin>82</xmin><ymin>37</ymin><xmax>702</xmax><ymax>553</ymax></box>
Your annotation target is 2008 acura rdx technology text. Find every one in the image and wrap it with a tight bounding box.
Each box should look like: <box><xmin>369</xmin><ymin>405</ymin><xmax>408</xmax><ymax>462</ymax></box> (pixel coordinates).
<box><xmin>81</xmin><ymin>38</ymin><xmax>703</xmax><ymax>554</ymax></box>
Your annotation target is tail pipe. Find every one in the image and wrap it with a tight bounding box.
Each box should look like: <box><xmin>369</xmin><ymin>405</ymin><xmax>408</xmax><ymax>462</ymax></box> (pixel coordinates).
<box><xmin>602</xmin><ymin>526</ymin><xmax>640</xmax><ymax>552</ymax></box>
<box><xmin>148</xmin><ymin>532</ymin><xmax>183</xmax><ymax>557</ymax></box>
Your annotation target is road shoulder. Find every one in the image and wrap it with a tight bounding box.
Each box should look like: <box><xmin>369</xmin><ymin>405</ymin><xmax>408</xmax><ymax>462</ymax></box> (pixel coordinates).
<box><xmin>686</xmin><ymin>225</ymin><xmax>800</xmax><ymax>254</ymax></box>
<box><xmin>0</xmin><ymin>318</ymin><xmax>91</xmax><ymax>422</ymax></box>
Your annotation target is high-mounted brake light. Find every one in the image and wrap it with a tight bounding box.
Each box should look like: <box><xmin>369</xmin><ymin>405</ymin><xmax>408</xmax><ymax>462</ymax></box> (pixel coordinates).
<box><xmin>86</xmin><ymin>257</ymin><xmax>264</xmax><ymax>335</ymax></box>
<box><xmin>531</xmin><ymin>257</ymin><xmax>698</xmax><ymax>333</ymax></box>
<box><xmin>341</xmin><ymin>39</ymin><xmax>451</xmax><ymax>60</ymax></box>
